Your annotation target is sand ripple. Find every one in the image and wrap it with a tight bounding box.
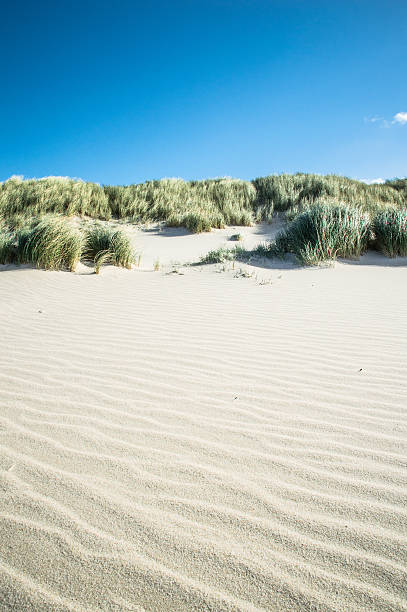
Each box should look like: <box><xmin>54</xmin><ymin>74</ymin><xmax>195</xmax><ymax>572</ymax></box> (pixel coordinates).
<box><xmin>0</xmin><ymin>264</ymin><xmax>406</xmax><ymax>611</ymax></box>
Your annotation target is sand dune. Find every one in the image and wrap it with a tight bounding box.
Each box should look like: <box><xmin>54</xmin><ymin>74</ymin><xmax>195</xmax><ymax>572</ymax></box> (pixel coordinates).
<box><xmin>1</xmin><ymin>250</ymin><xmax>407</xmax><ymax>610</ymax></box>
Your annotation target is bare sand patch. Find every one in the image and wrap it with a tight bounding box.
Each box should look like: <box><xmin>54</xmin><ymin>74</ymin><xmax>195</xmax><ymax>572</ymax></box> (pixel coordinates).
<box><xmin>0</xmin><ymin>240</ymin><xmax>406</xmax><ymax>611</ymax></box>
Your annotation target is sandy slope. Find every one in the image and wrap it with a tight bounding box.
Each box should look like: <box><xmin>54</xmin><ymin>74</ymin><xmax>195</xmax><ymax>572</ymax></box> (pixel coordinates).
<box><xmin>78</xmin><ymin>220</ymin><xmax>283</xmax><ymax>269</ymax></box>
<box><xmin>0</xmin><ymin>243</ymin><xmax>407</xmax><ymax>610</ymax></box>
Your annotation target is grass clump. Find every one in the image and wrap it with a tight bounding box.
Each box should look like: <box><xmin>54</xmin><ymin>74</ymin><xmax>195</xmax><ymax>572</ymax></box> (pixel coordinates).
<box><xmin>0</xmin><ymin>176</ymin><xmax>110</xmax><ymax>223</ymax></box>
<box><xmin>85</xmin><ymin>224</ymin><xmax>135</xmax><ymax>272</ymax></box>
<box><xmin>104</xmin><ymin>178</ymin><xmax>255</xmax><ymax>230</ymax></box>
<box><xmin>372</xmin><ymin>208</ymin><xmax>407</xmax><ymax>257</ymax></box>
<box><xmin>1</xmin><ymin>173</ymin><xmax>405</xmax><ymax>236</ymax></box>
<box><xmin>0</xmin><ymin>224</ymin><xmax>16</xmax><ymax>264</ymax></box>
<box><xmin>200</xmin><ymin>245</ymin><xmax>247</xmax><ymax>264</ymax></box>
<box><xmin>274</xmin><ymin>202</ymin><xmax>370</xmax><ymax>265</ymax></box>
<box><xmin>252</xmin><ymin>173</ymin><xmax>406</xmax><ymax>220</ymax></box>
<box><xmin>166</xmin><ymin>210</ymin><xmax>222</xmax><ymax>233</ymax></box>
<box><xmin>17</xmin><ymin>216</ymin><xmax>83</xmax><ymax>271</ymax></box>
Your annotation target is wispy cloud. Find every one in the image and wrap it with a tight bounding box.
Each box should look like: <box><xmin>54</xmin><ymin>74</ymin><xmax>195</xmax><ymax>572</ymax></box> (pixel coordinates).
<box><xmin>364</xmin><ymin>116</ymin><xmax>382</xmax><ymax>123</ymax></box>
<box><xmin>360</xmin><ymin>178</ymin><xmax>385</xmax><ymax>185</ymax></box>
<box><xmin>366</xmin><ymin>112</ymin><xmax>407</xmax><ymax>127</ymax></box>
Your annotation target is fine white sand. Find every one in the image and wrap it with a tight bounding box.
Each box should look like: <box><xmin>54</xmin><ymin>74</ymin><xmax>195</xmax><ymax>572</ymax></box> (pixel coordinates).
<box><xmin>1</xmin><ymin>229</ymin><xmax>407</xmax><ymax>611</ymax></box>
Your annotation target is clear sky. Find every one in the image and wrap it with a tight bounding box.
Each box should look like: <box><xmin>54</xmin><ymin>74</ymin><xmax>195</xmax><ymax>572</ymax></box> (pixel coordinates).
<box><xmin>1</xmin><ymin>0</ymin><xmax>406</xmax><ymax>184</ymax></box>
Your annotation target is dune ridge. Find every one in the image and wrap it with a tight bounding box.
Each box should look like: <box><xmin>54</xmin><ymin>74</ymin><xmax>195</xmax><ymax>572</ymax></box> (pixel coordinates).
<box><xmin>0</xmin><ymin>261</ymin><xmax>406</xmax><ymax>611</ymax></box>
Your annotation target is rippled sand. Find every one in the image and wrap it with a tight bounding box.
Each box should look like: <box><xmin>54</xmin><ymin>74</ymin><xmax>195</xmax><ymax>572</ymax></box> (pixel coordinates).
<box><xmin>1</xmin><ymin>256</ymin><xmax>406</xmax><ymax>611</ymax></box>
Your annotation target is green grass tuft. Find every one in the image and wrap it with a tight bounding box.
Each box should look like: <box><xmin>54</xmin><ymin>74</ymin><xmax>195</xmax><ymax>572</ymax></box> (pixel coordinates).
<box><xmin>274</xmin><ymin>203</ymin><xmax>371</xmax><ymax>265</ymax></box>
<box><xmin>200</xmin><ymin>245</ymin><xmax>248</xmax><ymax>264</ymax></box>
<box><xmin>17</xmin><ymin>216</ymin><xmax>83</xmax><ymax>271</ymax></box>
<box><xmin>85</xmin><ymin>224</ymin><xmax>135</xmax><ymax>270</ymax></box>
<box><xmin>0</xmin><ymin>176</ymin><xmax>110</xmax><ymax>221</ymax></box>
<box><xmin>372</xmin><ymin>208</ymin><xmax>407</xmax><ymax>257</ymax></box>
<box><xmin>0</xmin><ymin>225</ymin><xmax>16</xmax><ymax>264</ymax></box>
<box><xmin>252</xmin><ymin>173</ymin><xmax>405</xmax><ymax>219</ymax></box>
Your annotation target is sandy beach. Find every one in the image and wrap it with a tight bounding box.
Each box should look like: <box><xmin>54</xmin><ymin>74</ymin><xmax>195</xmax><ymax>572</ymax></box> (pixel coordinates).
<box><xmin>1</xmin><ymin>228</ymin><xmax>407</xmax><ymax>611</ymax></box>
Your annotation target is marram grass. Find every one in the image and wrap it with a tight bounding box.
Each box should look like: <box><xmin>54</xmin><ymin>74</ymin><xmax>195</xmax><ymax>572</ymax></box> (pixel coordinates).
<box><xmin>252</xmin><ymin>173</ymin><xmax>406</xmax><ymax>221</ymax></box>
<box><xmin>0</xmin><ymin>176</ymin><xmax>110</xmax><ymax>221</ymax></box>
<box><xmin>273</xmin><ymin>202</ymin><xmax>371</xmax><ymax>265</ymax></box>
<box><xmin>1</xmin><ymin>174</ymin><xmax>406</xmax><ymax>268</ymax></box>
<box><xmin>200</xmin><ymin>245</ymin><xmax>249</xmax><ymax>264</ymax></box>
<box><xmin>1</xmin><ymin>173</ymin><xmax>406</xmax><ymax>234</ymax></box>
<box><xmin>373</xmin><ymin>208</ymin><xmax>407</xmax><ymax>257</ymax></box>
<box><xmin>104</xmin><ymin>178</ymin><xmax>256</xmax><ymax>230</ymax></box>
<box><xmin>0</xmin><ymin>225</ymin><xmax>16</xmax><ymax>264</ymax></box>
<box><xmin>17</xmin><ymin>216</ymin><xmax>83</xmax><ymax>271</ymax></box>
<box><xmin>85</xmin><ymin>224</ymin><xmax>135</xmax><ymax>271</ymax></box>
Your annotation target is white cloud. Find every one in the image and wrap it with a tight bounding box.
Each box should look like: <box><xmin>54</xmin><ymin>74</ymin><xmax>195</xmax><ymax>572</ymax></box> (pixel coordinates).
<box><xmin>393</xmin><ymin>112</ymin><xmax>407</xmax><ymax>124</ymax></box>
<box><xmin>365</xmin><ymin>112</ymin><xmax>407</xmax><ymax>127</ymax></box>
<box><xmin>359</xmin><ymin>178</ymin><xmax>385</xmax><ymax>184</ymax></box>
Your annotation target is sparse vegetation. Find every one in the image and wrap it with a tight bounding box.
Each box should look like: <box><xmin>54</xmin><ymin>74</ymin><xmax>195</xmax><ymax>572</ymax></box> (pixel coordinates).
<box><xmin>200</xmin><ymin>245</ymin><xmax>248</xmax><ymax>264</ymax></box>
<box><xmin>372</xmin><ymin>208</ymin><xmax>407</xmax><ymax>257</ymax></box>
<box><xmin>84</xmin><ymin>224</ymin><xmax>135</xmax><ymax>271</ymax></box>
<box><xmin>1</xmin><ymin>173</ymin><xmax>406</xmax><ymax>272</ymax></box>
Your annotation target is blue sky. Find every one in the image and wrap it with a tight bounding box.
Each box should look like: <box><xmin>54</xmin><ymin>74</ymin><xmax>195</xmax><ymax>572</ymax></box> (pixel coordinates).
<box><xmin>0</xmin><ymin>0</ymin><xmax>406</xmax><ymax>184</ymax></box>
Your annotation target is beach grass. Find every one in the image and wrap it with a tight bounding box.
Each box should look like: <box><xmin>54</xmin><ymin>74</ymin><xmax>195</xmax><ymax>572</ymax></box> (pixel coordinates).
<box><xmin>252</xmin><ymin>174</ymin><xmax>405</xmax><ymax>220</ymax></box>
<box><xmin>1</xmin><ymin>174</ymin><xmax>406</xmax><ymax>270</ymax></box>
<box><xmin>373</xmin><ymin>208</ymin><xmax>407</xmax><ymax>257</ymax></box>
<box><xmin>104</xmin><ymin>178</ymin><xmax>256</xmax><ymax>230</ymax></box>
<box><xmin>85</xmin><ymin>224</ymin><xmax>135</xmax><ymax>270</ymax></box>
<box><xmin>0</xmin><ymin>176</ymin><xmax>110</xmax><ymax>223</ymax></box>
<box><xmin>200</xmin><ymin>245</ymin><xmax>250</xmax><ymax>264</ymax></box>
<box><xmin>264</xmin><ymin>202</ymin><xmax>371</xmax><ymax>265</ymax></box>
<box><xmin>17</xmin><ymin>216</ymin><xmax>83</xmax><ymax>271</ymax></box>
<box><xmin>0</xmin><ymin>225</ymin><xmax>16</xmax><ymax>264</ymax></box>
<box><xmin>1</xmin><ymin>174</ymin><xmax>405</xmax><ymax>235</ymax></box>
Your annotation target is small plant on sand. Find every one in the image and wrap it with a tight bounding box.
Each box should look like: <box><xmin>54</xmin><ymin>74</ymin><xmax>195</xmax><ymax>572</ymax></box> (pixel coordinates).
<box><xmin>252</xmin><ymin>241</ymin><xmax>285</xmax><ymax>259</ymax></box>
<box><xmin>229</xmin><ymin>233</ymin><xmax>243</xmax><ymax>241</ymax></box>
<box><xmin>85</xmin><ymin>224</ymin><xmax>135</xmax><ymax>271</ymax></box>
<box><xmin>233</xmin><ymin>267</ymin><xmax>254</xmax><ymax>278</ymax></box>
<box><xmin>372</xmin><ymin>208</ymin><xmax>407</xmax><ymax>257</ymax></box>
<box><xmin>17</xmin><ymin>216</ymin><xmax>83</xmax><ymax>271</ymax></box>
<box><xmin>200</xmin><ymin>245</ymin><xmax>248</xmax><ymax>264</ymax></box>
